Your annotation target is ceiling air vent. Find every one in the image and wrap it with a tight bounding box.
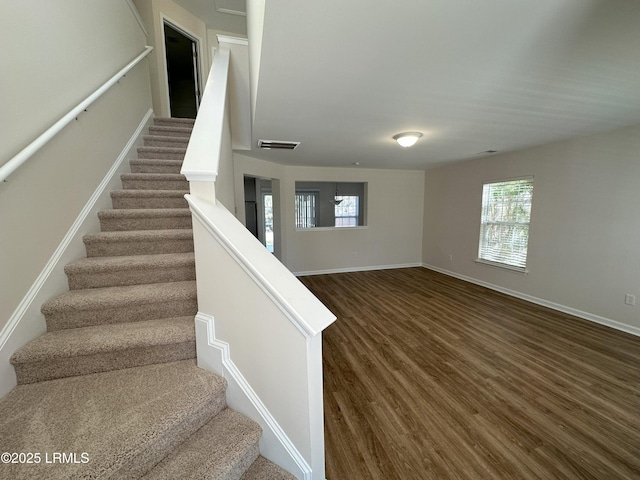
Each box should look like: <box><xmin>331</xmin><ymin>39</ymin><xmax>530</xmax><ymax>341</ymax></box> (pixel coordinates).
<box><xmin>258</xmin><ymin>140</ymin><xmax>300</xmax><ymax>150</ymax></box>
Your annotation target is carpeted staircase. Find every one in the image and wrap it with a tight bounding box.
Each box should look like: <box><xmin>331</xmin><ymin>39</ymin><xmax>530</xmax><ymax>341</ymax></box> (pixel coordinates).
<box><xmin>0</xmin><ymin>118</ymin><xmax>296</xmax><ymax>480</ymax></box>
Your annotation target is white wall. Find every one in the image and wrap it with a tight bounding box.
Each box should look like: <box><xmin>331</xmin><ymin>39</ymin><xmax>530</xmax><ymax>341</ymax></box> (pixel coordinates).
<box><xmin>234</xmin><ymin>155</ymin><xmax>425</xmax><ymax>275</ymax></box>
<box><xmin>284</xmin><ymin>166</ymin><xmax>424</xmax><ymax>274</ymax></box>
<box><xmin>212</xmin><ymin>34</ymin><xmax>252</xmax><ymax>151</ymax></box>
<box><xmin>422</xmin><ymin>123</ymin><xmax>640</xmax><ymax>333</ymax></box>
<box><xmin>215</xmin><ymin>97</ymin><xmax>236</xmax><ymax>212</ymax></box>
<box><xmin>1</xmin><ymin>1</ymin><xmax>146</xmax><ymax>164</ymax></box>
<box><xmin>0</xmin><ymin>1</ymin><xmax>152</xmax><ymax>333</ymax></box>
<box><xmin>189</xmin><ymin>196</ymin><xmax>335</xmax><ymax>478</ymax></box>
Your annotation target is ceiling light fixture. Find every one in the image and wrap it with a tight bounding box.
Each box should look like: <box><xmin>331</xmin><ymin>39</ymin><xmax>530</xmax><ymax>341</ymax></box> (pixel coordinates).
<box><xmin>330</xmin><ymin>183</ymin><xmax>343</xmax><ymax>206</ymax></box>
<box><xmin>393</xmin><ymin>132</ymin><xmax>422</xmax><ymax>148</ymax></box>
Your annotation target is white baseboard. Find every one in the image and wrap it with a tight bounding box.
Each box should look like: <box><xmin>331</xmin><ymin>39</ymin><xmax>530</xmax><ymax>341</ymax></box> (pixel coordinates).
<box><xmin>195</xmin><ymin>312</ymin><xmax>311</xmax><ymax>480</ymax></box>
<box><xmin>294</xmin><ymin>262</ymin><xmax>421</xmax><ymax>277</ymax></box>
<box><xmin>0</xmin><ymin>109</ymin><xmax>154</xmax><ymax>398</ymax></box>
<box><xmin>422</xmin><ymin>263</ymin><xmax>640</xmax><ymax>338</ymax></box>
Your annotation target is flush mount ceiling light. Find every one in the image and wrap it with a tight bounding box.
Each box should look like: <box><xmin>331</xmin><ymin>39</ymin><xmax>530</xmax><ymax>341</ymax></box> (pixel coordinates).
<box><xmin>393</xmin><ymin>132</ymin><xmax>422</xmax><ymax>148</ymax></box>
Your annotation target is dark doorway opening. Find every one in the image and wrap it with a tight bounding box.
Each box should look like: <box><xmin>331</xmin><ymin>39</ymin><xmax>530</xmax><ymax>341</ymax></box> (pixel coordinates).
<box><xmin>244</xmin><ymin>176</ymin><xmax>259</xmax><ymax>239</ymax></box>
<box><xmin>164</xmin><ymin>23</ymin><xmax>200</xmax><ymax>118</ymax></box>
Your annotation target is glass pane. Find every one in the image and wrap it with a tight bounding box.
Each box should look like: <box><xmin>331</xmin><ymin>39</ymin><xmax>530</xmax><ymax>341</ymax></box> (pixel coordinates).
<box><xmin>478</xmin><ymin>178</ymin><xmax>533</xmax><ymax>268</ymax></box>
<box><xmin>263</xmin><ymin>193</ymin><xmax>274</xmax><ymax>253</ymax></box>
<box><xmin>335</xmin><ymin>195</ymin><xmax>358</xmax><ymax>227</ymax></box>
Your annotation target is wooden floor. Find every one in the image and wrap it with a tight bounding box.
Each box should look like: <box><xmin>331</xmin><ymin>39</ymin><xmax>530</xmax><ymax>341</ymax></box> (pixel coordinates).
<box><xmin>300</xmin><ymin>268</ymin><xmax>640</xmax><ymax>480</ymax></box>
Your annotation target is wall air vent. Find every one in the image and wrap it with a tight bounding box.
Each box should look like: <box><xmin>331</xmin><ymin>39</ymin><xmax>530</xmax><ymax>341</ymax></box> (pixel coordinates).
<box><xmin>258</xmin><ymin>140</ymin><xmax>300</xmax><ymax>150</ymax></box>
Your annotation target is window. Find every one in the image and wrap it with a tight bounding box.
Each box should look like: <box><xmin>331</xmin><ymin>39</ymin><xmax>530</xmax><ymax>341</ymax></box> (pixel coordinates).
<box><xmin>262</xmin><ymin>193</ymin><xmax>274</xmax><ymax>253</ymax></box>
<box><xmin>295</xmin><ymin>191</ymin><xmax>319</xmax><ymax>228</ymax></box>
<box><xmin>477</xmin><ymin>177</ymin><xmax>533</xmax><ymax>271</ymax></box>
<box><xmin>294</xmin><ymin>181</ymin><xmax>367</xmax><ymax>228</ymax></box>
<box><xmin>334</xmin><ymin>195</ymin><xmax>359</xmax><ymax>227</ymax></box>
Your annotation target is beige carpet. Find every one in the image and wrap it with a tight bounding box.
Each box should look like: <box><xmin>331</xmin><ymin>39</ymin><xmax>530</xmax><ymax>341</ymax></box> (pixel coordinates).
<box><xmin>1</xmin><ymin>118</ymin><xmax>296</xmax><ymax>479</ymax></box>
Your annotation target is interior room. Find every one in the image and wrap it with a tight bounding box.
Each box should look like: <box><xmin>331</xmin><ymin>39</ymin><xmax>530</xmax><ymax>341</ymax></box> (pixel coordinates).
<box><xmin>1</xmin><ymin>1</ymin><xmax>638</xmax><ymax>479</ymax></box>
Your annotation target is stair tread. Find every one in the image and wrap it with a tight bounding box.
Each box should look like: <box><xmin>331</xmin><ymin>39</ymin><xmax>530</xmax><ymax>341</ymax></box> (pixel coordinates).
<box><xmin>148</xmin><ymin>126</ymin><xmax>193</xmax><ymax>137</ymax></box>
<box><xmin>137</xmin><ymin>146</ymin><xmax>187</xmax><ymax>154</ymax></box>
<box><xmin>154</xmin><ymin>117</ymin><xmax>195</xmax><ymax>124</ymax></box>
<box><xmin>111</xmin><ymin>189</ymin><xmax>189</xmax><ymax>197</ymax></box>
<box><xmin>241</xmin><ymin>456</ymin><xmax>298</xmax><ymax>480</ymax></box>
<box><xmin>144</xmin><ymin>134</ymin><xmax>189</xmax><ymax>141</ymax></box>
<box><xmin>83</xmin><ymin>229</ymin><xmax>194</xmax><ymax>257</ymax></box>
<box><xmin>11</xmin><ymin>316</ymin><xmax>195</xmax><ymax>364</ymax></box>
<box><xmin>129</xmin><ymin>158</ymin><xmax>184</xmax><ymax>165</ymax></box>
<box><xmin>98</xmin><ymin>208</ymin><xmax>190</xmax><ymax>219</ymax></box>
<box><xmin>66</xmin><ymin>252</ymin><xmax>195</xmax><ymax>274</ymax></box>
<box><xmin>42</xmin><ymin>281</ymin><xmax>196</xmax><ymax>313</ymax></box>
<box><xmin>84</xmin><ymin>229</ymin><xmax>193</xmax><ymax>241</ymax></box>
<box><xmin>143</xmin><ymin>408</ymin><xmax>261</xmax><ymax>480</ymax></box>
<box><xmin>0</xmin><ymin>360</ymin><xmax>226</xmax><ymax>479</ymax></box>
<box><xmin>121</xmin><ymin>173</ymin><xmax>186</xmax><ymax>180</ymax></box>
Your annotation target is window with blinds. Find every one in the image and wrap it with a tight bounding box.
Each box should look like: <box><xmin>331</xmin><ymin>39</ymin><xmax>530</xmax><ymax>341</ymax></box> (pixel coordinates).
<box><xmin>295</xmin><ymin>191</ymin><xmax>319</xmax><ymax>228</ymax></box>
<box><xmin>334</xmin><ymin>195</ymin><xmax>359</xmax><ymax>227</ymax></box>
<box><xmin>477</xmin><ymin>177</ymin><xmax>534</xmax><ymax>271</ymax></box>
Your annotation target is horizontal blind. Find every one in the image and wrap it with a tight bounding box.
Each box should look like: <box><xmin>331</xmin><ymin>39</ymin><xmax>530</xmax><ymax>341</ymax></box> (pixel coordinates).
<box><xmin>478</xmin><ymin>177</ymin><xmax>533</xmax><ymax>269</ymax></box>
<box><xmin>295</xmin><ymin>191</ymin><xmax>318</xmax><ymax>228</ymax></box>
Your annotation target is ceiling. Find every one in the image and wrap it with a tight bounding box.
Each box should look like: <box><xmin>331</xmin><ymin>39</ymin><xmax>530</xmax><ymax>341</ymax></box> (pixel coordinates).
<box><xmin>179</xmin><ymin>0</ymin><xmax>640</xmax><ymax>170</ymax></box>
<box><xmin>175</xmin><ymin>0</ymin><xmax>247</xmax><ymax>35</ymax></box>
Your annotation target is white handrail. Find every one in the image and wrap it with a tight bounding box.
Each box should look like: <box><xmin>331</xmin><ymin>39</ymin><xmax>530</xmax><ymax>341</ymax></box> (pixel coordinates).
<box><xmin>0</xmin><ymin>46</ymin><xmax>153</xmax><ymax>183</ymax></box>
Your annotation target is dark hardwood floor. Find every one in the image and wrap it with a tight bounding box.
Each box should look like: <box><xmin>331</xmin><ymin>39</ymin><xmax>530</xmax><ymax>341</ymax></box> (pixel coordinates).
<box><xmin>300</xmin><ymin>268</ymin><xmax>640</xmax><ymax>480</ymax></box>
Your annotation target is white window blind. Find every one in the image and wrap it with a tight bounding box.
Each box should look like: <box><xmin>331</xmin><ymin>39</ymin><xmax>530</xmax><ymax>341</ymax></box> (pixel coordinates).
<box><xmin>478</xmin><ymin>177</ymin><xmax>533</xmax><ymax>271</ymax></box>
<box><xmin>295</xmin><ymin>191</ymin><xmax>318</xmax><ymax>228</ymax></box>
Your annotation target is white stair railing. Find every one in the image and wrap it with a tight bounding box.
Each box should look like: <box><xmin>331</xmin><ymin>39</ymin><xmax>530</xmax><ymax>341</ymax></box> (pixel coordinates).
<box><xmin>0</xmin><ymin>46</ymin><xmax>153</xmax><ymax>183</ymax></box>
<box><xmin>181</xmin><ymin>46</ymin><xmax>335</xmax><ymax>480</ymax></box>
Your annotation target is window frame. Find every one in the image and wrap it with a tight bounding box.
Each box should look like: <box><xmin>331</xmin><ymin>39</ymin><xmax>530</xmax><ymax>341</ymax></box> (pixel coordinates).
<box><xmin>476</xmin><ymin>176</ymin><xmax>534</xmax><ymax>273</ymax></box>
<box><xmin>334</xmin><ymin>195</ymin><xmax>359</xmax><ymax>227</ymax></box>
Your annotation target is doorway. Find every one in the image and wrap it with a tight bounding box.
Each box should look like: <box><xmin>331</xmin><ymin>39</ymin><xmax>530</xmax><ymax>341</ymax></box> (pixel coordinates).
<box><xmin>243</xmin><ymin>176</ymin><xmax>276</xmax><ymax>254</ymax></box>
<box><xmin>163</xmin><ymin>22</ymin><xmax>200</xmax><ymax>118</ymax></box>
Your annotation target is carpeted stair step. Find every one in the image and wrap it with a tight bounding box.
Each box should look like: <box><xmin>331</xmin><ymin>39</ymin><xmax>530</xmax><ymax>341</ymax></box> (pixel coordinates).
<box><xmin>241</xmin><ymin>456</ymin><xmax>298</xmax><ymax>480</ymax></box>
<box><xmin>149</xmin><ymin>125</ymin><xmax>193</xmax><ymax>138</ymax></box>
<box><xmin>84</xmin><ymin>229</ymin><xmax>194</xmax><ymax>257</ymax></box>
<box><xmin>11</xmin><ymin>316</ymin><xmax>196</xmax><ymax>384</ymax></box>
<box><xmin>143</xmin><ymin>408</ymin><xmax>261</xmax><ymax>480</ymax></box>
<box><xmin>0</xmin><ymin>360</ymin><xmax>226</xmax><ymax>480</ymax></box>
<box><xmin>65</xmin><ymin>252</ymin><xmax>195</xmax><ymax>289</ymax></box>
<box><xmin>98</xmin><ymin>208</ymin><xmax>192</xmax><ymax>231</ymax></box>
<box><xmin>154</xmin><ymin>117</ymin><xmax>195</xmax><ymax>127</ymax></box>
<box><xmin>129</xmin><ymin>158</ymin><xmax>184</xmax><ymax>174</ymax></box>
<box><xmin>121</xmin><ymin>173</ymin><xmax>189</xmax><ymax>190</ymax></box>
<box><xmin>137</xmin><ymin>146</ymin><xmax>186</xmax><ymax>160</ymax></box>
<box><xmin>144</xmin><ymin>135</ymin><xmax>190</xmax><ymax>148</ymax></box>
<box><xmin>110</xmin><ymin>189</ymin><xmax>189</xmax><ymax>209</ymax></box>
<box><xmin>42</xmin><ymin>281</ymin><xmax>197</xmax><ymax>331</ymax></box>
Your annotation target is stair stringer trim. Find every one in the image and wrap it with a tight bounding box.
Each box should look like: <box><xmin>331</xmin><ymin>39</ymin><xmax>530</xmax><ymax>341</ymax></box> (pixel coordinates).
<box><xmin>195</xmin><ymin>312</ymin><xmax>310</xmax><ymax>480</ymax></box>
<box><xmin>0</xmin><ymin>109</ymin><xmax>154</xmax><ymax>398</ymax></box>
